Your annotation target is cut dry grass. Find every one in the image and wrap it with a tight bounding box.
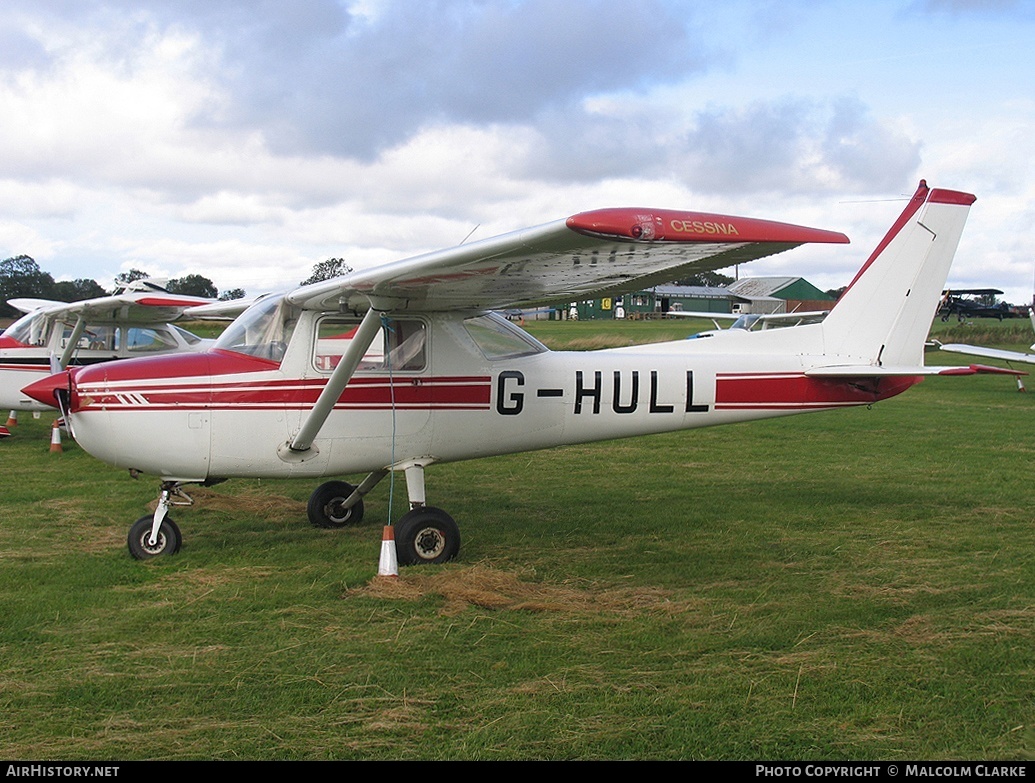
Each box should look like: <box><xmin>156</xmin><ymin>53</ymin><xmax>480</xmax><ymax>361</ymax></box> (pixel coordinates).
<box><xmin>352</xmin><ymin>563</ymin><xmax>696</xmax><ymax>616</ymax></box>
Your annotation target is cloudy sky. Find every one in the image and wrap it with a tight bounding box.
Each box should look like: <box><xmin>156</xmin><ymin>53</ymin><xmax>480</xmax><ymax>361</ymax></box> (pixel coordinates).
<box><xmin>1</xmin><ymin>0</ymin><xmax>1033</xmax><ymax>304</ymax></box>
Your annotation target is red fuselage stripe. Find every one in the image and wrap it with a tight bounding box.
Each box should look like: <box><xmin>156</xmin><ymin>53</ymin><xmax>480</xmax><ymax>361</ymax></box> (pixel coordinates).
<box><xmin>74</xmin><ymin>376</ymin><xmax>493</xmax><ymax>411</ymax></box>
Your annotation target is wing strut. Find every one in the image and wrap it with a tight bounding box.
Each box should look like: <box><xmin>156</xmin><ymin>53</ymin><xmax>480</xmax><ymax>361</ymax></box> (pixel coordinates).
<box><xmin>58</xmin><ymin>316</ymin><xmax>86</xmax><ymax>370</ymax></box>
<box><xmin>280</xmin><ymin>306</ymin><xmax>384</xmax><ymax>461</ymax></box>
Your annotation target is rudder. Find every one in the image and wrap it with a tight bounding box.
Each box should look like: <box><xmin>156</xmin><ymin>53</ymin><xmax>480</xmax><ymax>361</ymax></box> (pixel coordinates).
<box><xmin>821</xmin><ymin>181</ymin><xmax>976</xmax><ymax>368</ymax></box>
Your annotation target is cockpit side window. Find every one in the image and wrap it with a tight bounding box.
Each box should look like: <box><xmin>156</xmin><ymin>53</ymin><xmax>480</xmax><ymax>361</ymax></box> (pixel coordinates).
<box><xmin>66</xmin><ymin>323</ymin><xmax>116</xmax><ymax>352</ymax></box>
<box><xmin>314</xmin><ymin>316</ymin><xmax>426</xmax><ymax>373</ymax></box>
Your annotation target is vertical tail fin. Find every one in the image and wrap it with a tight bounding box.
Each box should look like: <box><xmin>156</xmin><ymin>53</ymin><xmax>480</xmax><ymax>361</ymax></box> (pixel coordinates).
<box><xmin>821</xmin><ymin>181</ymin><xmax>976</xmax><ymax>367</ymax></box>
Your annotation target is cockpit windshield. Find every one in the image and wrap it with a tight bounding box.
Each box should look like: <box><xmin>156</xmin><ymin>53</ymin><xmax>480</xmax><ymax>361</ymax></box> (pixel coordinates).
<box><xmin>2</xmin><ymin>311</ymin><xmax>49</xmax><ymax>346</ymax></box>
<box><xmin>730</xmin><ymin>314</ymin><xmax>762</xmax><ymax>331</ymax></box>
<box><xmin>214</xmin><ymin>294</ymin><xmax>300</xmax><ymax>363</ymax></box>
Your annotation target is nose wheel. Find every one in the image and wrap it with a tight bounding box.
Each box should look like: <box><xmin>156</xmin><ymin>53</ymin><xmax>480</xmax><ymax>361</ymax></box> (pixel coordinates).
<box><xmin>128</xmin><ymin>515</ymin><xmax>182</xmax><ymax>559</ymax></box>
<box><xmin>126</xmin><ymin>481</ymin><xmax>194</xmax><ymax>560</ymax></box>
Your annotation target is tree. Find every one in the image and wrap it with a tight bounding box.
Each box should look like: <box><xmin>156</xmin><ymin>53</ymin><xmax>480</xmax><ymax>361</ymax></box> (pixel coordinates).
<box><xmin>301</xmin><ymin>258</ymin><xmax>353</xmax><ymax>286</ymax></box>
<box><xmin>167</xmin><ymin>274</ymin><xmax>218</xmax><ymax>299</ymax></box>
<box><xmin>0</xmin><ymin>255</ymin><xmax>55</xmax><ymax>318</ymax></box>
<box><xmin>52</xmin><ymin>278</ymin><xmax>108</xmax><ymax>302</ymax></box>
<box><xmin>114</xmin><ymin>269</ymin><xmax>151</xmax><ymax>287</ymax></box>
<box><xmin>671</xmin><ymin>271</ymin><xmax>735</xmax><ymax>288</ymax></box>
<box><xmin>219</xmin><ymin>288</ymin><xmax>246</xmax><ymax>301</ymax></box>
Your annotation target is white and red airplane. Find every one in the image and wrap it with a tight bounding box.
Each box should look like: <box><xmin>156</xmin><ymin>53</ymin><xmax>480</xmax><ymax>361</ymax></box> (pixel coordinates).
<box><xmin>24</xmin><ymin>181</ymin><xmax>1007</xmax><ymax>563</ymax></box>
<box><xmin>0</xmin><ymin>280</ymin><xmax>216</xmax><ymax>434</ymax></box>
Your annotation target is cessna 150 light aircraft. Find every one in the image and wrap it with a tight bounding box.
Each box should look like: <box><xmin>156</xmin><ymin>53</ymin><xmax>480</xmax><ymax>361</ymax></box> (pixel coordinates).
<box><xmin>0</xmin><ymin>280</ymin><xmax>216</xmax><ymax>439</ymax></box>
<box><xmin>24</xmin><ymin>181</ymin><xmax>1003</xmax><ymax>565</ymax></box>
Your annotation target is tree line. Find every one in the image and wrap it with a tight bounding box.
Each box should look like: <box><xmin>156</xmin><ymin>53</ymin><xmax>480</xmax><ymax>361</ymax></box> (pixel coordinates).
<box><xmin>0</xmin><ymin>255</ymin><xmax>246</xmax><ymax>319</ymax></box>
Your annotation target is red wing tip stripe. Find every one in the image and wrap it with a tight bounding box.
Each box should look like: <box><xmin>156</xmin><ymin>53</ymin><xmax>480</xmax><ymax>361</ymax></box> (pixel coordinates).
<box><xmin>567</xmin><ymin>209</ymin><xmax>849</xmax><ymax>245</ymax></box>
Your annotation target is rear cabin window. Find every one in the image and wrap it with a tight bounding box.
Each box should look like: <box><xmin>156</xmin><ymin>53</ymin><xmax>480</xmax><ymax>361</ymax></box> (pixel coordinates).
<box><xmin>124</xmin><ymin>326</ymin><xmax>180</xmax><ymax>353</ymax></box>
<box><xmin>463</xmin><ymin>313</ymin><xmax>547</xmax><ymax>360</ymax></box>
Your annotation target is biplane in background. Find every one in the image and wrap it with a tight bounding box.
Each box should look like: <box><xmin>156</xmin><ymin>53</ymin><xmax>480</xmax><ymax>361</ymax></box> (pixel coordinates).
<box><xmin>938</xmin><ymin>288</ymin><xmax>1024</xmax><ymax>321</ymax></box>
<box><xmin>25</xmin><ymin>182</ymin><xmax>1011</xmax><ymax>565</ymax></box>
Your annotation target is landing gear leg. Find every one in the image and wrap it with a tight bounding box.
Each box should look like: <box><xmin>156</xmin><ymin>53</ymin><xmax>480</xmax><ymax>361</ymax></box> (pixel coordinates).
<box><xmin>127</xmin><ymin>481</ymin><xmax>193</xmax><ymax>560</ymax></box>
<box><xmin>393</xmin><ymin>462</ymin><xmax>460</xmax><ymax>565</ymax></box>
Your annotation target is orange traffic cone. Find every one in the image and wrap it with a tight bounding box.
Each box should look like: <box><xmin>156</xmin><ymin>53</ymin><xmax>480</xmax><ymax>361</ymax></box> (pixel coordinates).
<box><xmin>50</xmin><ymin>420</ymin><xmax>63</xmax><ymax>453</ymax></box>
<box><xmin>0</xmin><ymin>425</ymin><xmax>10</xmax><ymax>439</ymax></box>
<box><xmin>377</xmin><ymin>525</ymin><xmax>399</xmax><ymax>578</ymax></box>
<box><xmin>5</xmin><ymin>411</ymin><xmax>16</xmax><ymax>427</ymax></box>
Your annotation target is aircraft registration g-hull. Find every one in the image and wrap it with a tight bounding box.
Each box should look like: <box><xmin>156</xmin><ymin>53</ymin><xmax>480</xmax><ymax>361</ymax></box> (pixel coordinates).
<box><xmin>0</xmin><ymin>280</ymin><xmax>215</xmax><ymax>423</ymax></box>
<box><xmin>24</xmin><ymin>182</ymin><xmax>1004</xmax><ymax>564</ymax></box>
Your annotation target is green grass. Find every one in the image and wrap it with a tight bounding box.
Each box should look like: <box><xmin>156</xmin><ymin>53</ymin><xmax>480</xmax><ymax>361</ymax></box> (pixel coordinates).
<box><xmin>1</xmin><ymin>319</ymin><xmax>1034</xmax><ymax>759</ymax></box>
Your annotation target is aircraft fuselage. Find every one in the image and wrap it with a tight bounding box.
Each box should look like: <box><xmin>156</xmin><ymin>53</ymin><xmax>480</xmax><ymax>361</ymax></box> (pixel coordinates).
<box><xmin>61</xmin><ymin>310</ymin><xmax>917</xmax><ymax>482</ymax></box>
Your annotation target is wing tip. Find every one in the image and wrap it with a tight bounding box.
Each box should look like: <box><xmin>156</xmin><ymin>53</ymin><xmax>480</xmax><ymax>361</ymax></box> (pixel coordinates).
<box><xmin>566</xmin><ymin>208</ymin><xmax>849</xmax><ymax>245</ymax></box>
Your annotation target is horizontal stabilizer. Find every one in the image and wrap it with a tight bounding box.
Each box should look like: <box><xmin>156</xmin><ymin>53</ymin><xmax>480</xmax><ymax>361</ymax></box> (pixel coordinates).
<box><xmin>939</xmin><ymin>343</ymin><xmax>1035</xmax><ymax>365</ymax></box>
<box><xmin>805</xmin><ymin>364</ymin><xmax>1025</xmax><ymax>377</ymax></box>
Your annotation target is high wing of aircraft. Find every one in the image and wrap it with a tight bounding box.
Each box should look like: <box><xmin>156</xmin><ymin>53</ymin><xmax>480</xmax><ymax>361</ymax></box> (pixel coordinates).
<box><xmin>1</xmin><ymin>281</ymin><xmax>216</xmax><ymax>416</ymax></box>
<box><xmin>24</xmin><ymin>182</ymin><xmax>1002</xmax><ymax>566</ymax></box>
<box><xmin>939</xmin><ymin>309</ymin><xmax>1035</xmax><ymax>368</ymax></box>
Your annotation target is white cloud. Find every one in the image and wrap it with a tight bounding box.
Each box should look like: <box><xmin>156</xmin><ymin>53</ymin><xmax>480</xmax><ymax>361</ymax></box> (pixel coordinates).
<box><xmin>0</xmin><ymin>0</ymin><xmax>1031</xmax><ymax>307</ymax></box>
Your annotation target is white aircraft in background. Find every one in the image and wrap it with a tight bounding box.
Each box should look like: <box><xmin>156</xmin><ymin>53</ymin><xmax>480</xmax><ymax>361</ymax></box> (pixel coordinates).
<box><xmin>664</xmin><ymin>309</ymin><xmax>831</xmax><ymax>332</ymax></box>
<box><xmin>24</xmin><ymin>181</ymin><xmax>1008</xmax><ymax>564</ymax></box>
<box><xmin>0</xmin><ymin>280</ymin><xmax>215</xmax><ymax>437</ymax></box>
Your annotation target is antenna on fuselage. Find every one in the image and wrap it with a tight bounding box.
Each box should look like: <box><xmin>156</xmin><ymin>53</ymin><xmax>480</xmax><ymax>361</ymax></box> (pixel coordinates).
<box><xmin>460</xmin><ymin>225</ymin><xmax>480</xmax><ymax>245</ymax></box>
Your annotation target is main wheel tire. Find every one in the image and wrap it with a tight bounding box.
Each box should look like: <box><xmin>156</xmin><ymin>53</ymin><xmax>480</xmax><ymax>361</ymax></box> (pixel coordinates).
<box><xmin>394</xmin><ymin>507</ymin><xmax>460</xmax><ymax>565</ymax></box>
<box><xmin>307</xmin><ymin>481</ymin><xmax>364</xmax><ymax>528</ymax></box>
<box><xmin>128</xmin><ymin>515</ymin><xmax>182</xmax><ymax>560</ymax></box>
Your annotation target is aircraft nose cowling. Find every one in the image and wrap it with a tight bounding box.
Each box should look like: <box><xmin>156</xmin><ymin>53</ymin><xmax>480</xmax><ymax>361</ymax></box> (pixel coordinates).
<box><xmin>61</xmin><ymin>352</ymin><xmax>222</xmax><ymax>480</ymax></box>
<box><xmin>20</xmin><ymin>370</ymin><xmax>73</xmax><ymax>409</ymax></box>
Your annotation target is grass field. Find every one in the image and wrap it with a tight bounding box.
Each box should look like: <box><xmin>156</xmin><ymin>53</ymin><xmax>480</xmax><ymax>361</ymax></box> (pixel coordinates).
<box><xmin>0</xmin><ymin>317</ymin><xmax>1033</xmax><ymax>760</ymax></box>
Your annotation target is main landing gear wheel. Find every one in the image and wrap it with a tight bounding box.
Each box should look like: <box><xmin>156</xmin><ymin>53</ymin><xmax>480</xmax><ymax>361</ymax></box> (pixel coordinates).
<box><xmin>394</xmin><ymin>507</ymin><xmax>460</xmax><ymax>565</ymax></box>
<box><xmin>307</xmin><ymin>481</ymin><xmax>364</xmax><ymax>528</ymax></box>
<box><xmin>127</xmin><ymin>515</ymin><xmax>182</xmax><ymax>560</ymax></box>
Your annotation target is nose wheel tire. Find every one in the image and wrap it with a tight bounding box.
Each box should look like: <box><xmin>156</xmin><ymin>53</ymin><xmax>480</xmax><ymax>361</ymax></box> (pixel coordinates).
<box><xmin>128</xmin><ymin>515</ymin><xmax>182</xmax><ymax>560</ymax></box>
<box><xmin>394</xmin><ymin>507</ymin><xmax>460</xmax><ymax>565</ymax></box>
<box><xmin>307</xmin><ymin>481</ymin><xmax>365</xmax><ymax>528</ymax></box>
